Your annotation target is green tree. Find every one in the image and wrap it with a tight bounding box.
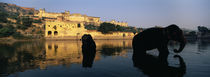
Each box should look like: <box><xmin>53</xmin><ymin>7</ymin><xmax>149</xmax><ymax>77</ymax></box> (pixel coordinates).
<box><xmin>16</xmin><ymin>16</ymin><xmax>33</xmax><ymax>30</ymax></box>
<box><xmin>17</xmin><ymin>24</ymin><xmax>28</xmax><ymax>30</ymax></box>
<box><xmin>98</xmin><ymin>23</ymin><xmax>116</xmax><ymax>34</ymax></box>
<box><xmin>198</xmin><ymin>26</ymin><xmax>209</xmax><ymax>35</ymax></box>
<box><xmin>85</xmin><ymin>24</ymin><xmax>98</xmax><ymax>30</ymax></box>
<box><xmin>115</xmin><ymin>25</ymin><xmax>125</xmax><ymax>31</ymax></box>
<box><xmin>0</xmin><ymin>25</ymin><xmax>15</xmax><ymax>37</ymax></box>
<box><xmin>33</xmin><ymin>19</ymin><xmax>42</xmax><ymax>23</ymax></box>
<box><xmin>12</xmin><ymin>32</ymin><xmax>25</xmax><ymax>39</ymax></box>
<box><xmin>188</xmin><ymin>31</ymin><xmax>196</xmax><ymax>36</ymax></box>
<box><xmin>21</xmin><ymin>16</ymin><xmax>33</xmax><ymax>27</ymax></box>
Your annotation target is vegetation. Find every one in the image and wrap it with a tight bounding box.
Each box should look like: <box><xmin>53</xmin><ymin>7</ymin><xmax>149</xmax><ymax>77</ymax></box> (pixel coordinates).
<box><xmin>98</xmin><ymin>23</ymin><xmax>116</xmax><ymax>34</ymax></box>
<box><xmin>97</xmin><ymin>22</ymin><xmax>137</xmax><ymax>34</ymax></box>
<box><xmin>17</xmin><ymin>16</ymin><xmax>33</xmax><ymax>29</ymax></box>
<box><xmin>12</xmin><ymin>32</ymin><xmax>26</xmax><ymax>39</ymax></box>
<box><xmin>33</xmin><ymin>19</ymin><xmax>42</xmax><ymax>23</ymax></box>
<box><xmin>85</xmin><ymin>24</ymin><xmax>98</xmax><ymax>30</ymax></box>
<box><xmin>0</xmin><ymin>12</ymin><xmax>8</xmax><ymax>23</ymax></box>
<box><xmin>0</xmin><ymin>25</ymin><xmax>15</xmax><ymax>37</ymax></box>
<box><xmin>0</xmin><ymin>2</ymin><xmax>44</xmax><ymax>40</ymax></box>
<box><xmin>198</xmin><ymin>26</ymin><xmax>209</xmax><ymax>35</ymax></box>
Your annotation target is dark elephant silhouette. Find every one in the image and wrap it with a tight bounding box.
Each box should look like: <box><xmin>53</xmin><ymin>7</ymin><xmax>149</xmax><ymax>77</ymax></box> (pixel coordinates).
<box><xmin>81</xmin><ymin>34</ymin><xmax>96</xmax><ymax>68</ymax></box>
<box><xmin>132</xmin><ymin>53</ymin><xmax>186</xmax><ymax>77</ymax></box>
<box><xmin>132</xmin><ymin>24</ymin><xmax>186</xmax><ymax>56</ymax></box>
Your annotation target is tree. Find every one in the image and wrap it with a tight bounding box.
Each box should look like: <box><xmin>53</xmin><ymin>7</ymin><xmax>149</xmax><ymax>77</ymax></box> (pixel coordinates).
<box><xmin>0</xmin><ymin>25</ymin><xmax>15</xmax><ymax>37</ymax></box>
<box><xmin>16</xmin><ymin>16</ymin><xmax>33</xmax><ymax>30</ymax></box>
<box><xmin>115</xmin><ymin>25</ymin><xmax>125</xmax><ymax>31</ymax></box>
<box><xmin>33</xmin><ymin>19</ymin><xmax>42</xmax><ymax>23</ymax></box>
<box><xmin>198</xmin><ymin>26</ymin><xmax>209</xmax><ymax>35</ymax></box>
<box><xmin>98</xmin><ymin>23</ymin><xmax>116</xmax><ymax>34</ymax></box>
<box><xmin>85</xmin><ymin>24</ymin><xmax>98</xmax><ymax>30</ymax></box>
<box><xmin>21</xmin><ymin>16</ymin><xmax>33</xmax><ymax>27</ymax></box>
<box><xmin>188</xmin><ymin>31</ymin><xmax>196</xmax><ymax>36</ymax></box>
<box><xmin>17</xmin><ymin>24</ymin><xmax>28</xmax><ymax>30</ymax></box>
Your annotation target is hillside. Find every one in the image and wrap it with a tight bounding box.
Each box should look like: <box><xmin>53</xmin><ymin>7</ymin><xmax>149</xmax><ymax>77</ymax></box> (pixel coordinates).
<box><xmin>0</xmin><ymin>2</ymin><xmax>44</xmax><ymax>40</ymax></box>
<box><xmin>0</xmin><ymin>2</ymin><xmax>38</xmax><ymax>16</ymax></box>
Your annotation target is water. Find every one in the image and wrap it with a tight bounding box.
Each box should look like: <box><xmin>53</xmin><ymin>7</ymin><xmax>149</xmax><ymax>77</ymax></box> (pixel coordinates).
<box><xmin>0</xmin><ymin>40</ymin><xmax>210</xmax><ymax>77</ymax></box>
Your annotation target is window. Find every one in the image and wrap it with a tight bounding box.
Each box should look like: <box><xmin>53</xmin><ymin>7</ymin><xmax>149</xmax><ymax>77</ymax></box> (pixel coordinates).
<box><xmin>48</xmin><ymin>31</ymin><xmax>52</xmax><ymax>35</ymax></box>
<box><xmin>48</xmin><ymin>45</ymin><xmax>52</xmax><ymax>50</ymax></box>
<box><xmin>77</xmin><ymin>24</ymin><xmax>81</xmax><ymax>28</ymax></box>
<box><xmin>53</xmin><ymin>26</ymin><xmax>57</xmax><ymax>30</ymax></box>
<box><xmin>123</xmin><ymin>33</ymin><xmax>126</xmax><ymax>37</ymax></box>
<box><xmin>54</xmin><ymin>31</ymin><xmax>58</xmax><ymax>36</ymax></box>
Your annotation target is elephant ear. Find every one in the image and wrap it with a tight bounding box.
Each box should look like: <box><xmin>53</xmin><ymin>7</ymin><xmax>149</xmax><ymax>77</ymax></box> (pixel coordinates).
<box><xmin>166</xmin><ymin>24</ymin><xmax>186</xmax><ymax>53</ymax></box>
<box><xmin>166</xmin><ymin>24</ymin><xmax>182</xmax><ymax>40</ymax></box>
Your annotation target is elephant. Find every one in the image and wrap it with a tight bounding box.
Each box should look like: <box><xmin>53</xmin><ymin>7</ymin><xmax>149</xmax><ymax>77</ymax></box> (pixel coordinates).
<box><xmin>132</xmin><ymin>53</ymin><xmax>186</xmax><ymax>77</ymax></box>
<box><xmin>132</xmin><ymin>24</ymin><xmax>186</xmax><ymax>56</ymax></box>
<box><xmin>81</xmin><ymin>34</ymin><xmax>96</xmax><ymax>49</ymax></box>
<box><xmin>81</xmin><ymin>34</ymin><xmax>96</xmax><ymax>68</ymax></box>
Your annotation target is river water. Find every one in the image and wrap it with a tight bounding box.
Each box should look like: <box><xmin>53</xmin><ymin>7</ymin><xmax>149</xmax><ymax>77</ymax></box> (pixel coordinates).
<box><xmin>0</xmin><ymin>40</ymin><xmax>209</xmax><ymax>77</ymax></box>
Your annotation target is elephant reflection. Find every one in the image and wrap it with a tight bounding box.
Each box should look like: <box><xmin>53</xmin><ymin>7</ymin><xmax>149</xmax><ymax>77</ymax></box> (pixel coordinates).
<box><xmin>132</xmin><ymin>53</ymin><xmax>186</xmax><ymax>77</ymax></box>
<box><xmin>81</xmin><ymin>34</ymin><xmax>96</xmax><ymax>68</ymax></box>
<box><xmin>133</xmin><ymin>24</ymin><xmax>186</xmax><ymax>55</ymax></box>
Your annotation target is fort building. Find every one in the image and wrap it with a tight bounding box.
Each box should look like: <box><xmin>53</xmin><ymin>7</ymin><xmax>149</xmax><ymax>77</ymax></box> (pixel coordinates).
<box><xmin>35</xmin><ymin>8</ymin><xmax>127</xmax><ymax>27</ymax></box>
<box><xmin>45</xmin><ymin>19</ymin><xmax>134</xmax><ymax>39</ymax></box>
<box><xmin>105</xmin><ymin>20</ymin><xmax>128</xmax><ymax>27</ymax></box>
<box><xmin>38</xmin><ymin>8</ymin><xmax>134</xmax><ymax>39</ymax></box>
<box><xmin>35</xmin><ymin>8</ymin><xmax>101</xmax><ymax>26</ymax></box>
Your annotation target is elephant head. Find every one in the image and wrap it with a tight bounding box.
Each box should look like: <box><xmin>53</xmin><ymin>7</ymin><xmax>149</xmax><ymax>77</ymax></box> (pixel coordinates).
<box><xmin>166</xmin><ymin>24</ymin><xmax>186</xmax><ymax>53</ymax></box>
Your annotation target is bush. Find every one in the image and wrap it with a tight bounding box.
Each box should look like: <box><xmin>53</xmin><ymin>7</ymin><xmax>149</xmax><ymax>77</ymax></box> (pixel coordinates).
<box><xmin>85</xmin><ymin>24</ymin><xmax>98</xmax><ymax>30</ymax></box>
<box><xmin>33</xmin><ymin>19</ymin><xmax>42</xmax><ymax>23</ymax></box>
<box><xmin>0</xmin><ymin>12</ymin><xmax>8</xmax><ymax>23</ymax></box>
<box><xmin>115</xmin><ymin>25</ymin><xmax>125</xmax><ymax>31</ymax></box>
<box><xmin>0</xmin><ymin>25</ymin><xmax>15</xmax><ymax>37</ymax></box>
<box><xmin>17</xmin><ymin>24</ymin><xmax>28</xmax><ymax>30</ymax></box>
<box><xmin>98</xmin><ymin>23</ymin><xmax>116</xmax><ymax>34</ymax></box>
<box><xmin>16</xmin><ymin>16</ymin><xmax>33</xmax><ymax>30</ymax></box>
<box><xmin>12</xmin><ymin>32</ymin><xmax>25</xmax><ymax>39</ymax></box>
<box><xmin>36</xmin><ymin>30</ymin><xmax>43</xmax><ymax>34</ymax></box>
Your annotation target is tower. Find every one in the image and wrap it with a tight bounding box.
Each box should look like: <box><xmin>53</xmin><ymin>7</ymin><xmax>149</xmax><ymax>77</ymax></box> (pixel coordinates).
<box><xmin>39</xmin><ymin>8</ymin><xmax>45</xmax><ymax>13</ymax></box>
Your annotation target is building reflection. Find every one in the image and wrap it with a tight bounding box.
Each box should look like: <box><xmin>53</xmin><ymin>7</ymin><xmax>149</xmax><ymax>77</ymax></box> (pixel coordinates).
<box><xmin>0</xmin><ymin>41</ymin><xmax>46</xmax><ymax>76</ymax></box>
<box><xmin>42</xmin><ymin>40</ymin><xmax>132</xmax><ymax>69</ymax></box>
<box><xmin>0</xmin><ymin>40</ymin><xmax>132</xmax><ymax>76</ymax></box>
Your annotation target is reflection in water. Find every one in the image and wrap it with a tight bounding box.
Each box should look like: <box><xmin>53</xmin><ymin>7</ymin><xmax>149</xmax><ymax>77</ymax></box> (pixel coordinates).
<box><xmin>132</xmin><ymin>53</ymin><xmax>186</xmax><ymax>77</ymax></box>
<box><xmin>198</xmin><ymin>40</ymin><xmax>210</xmax><ymax>52</ymax></box>
<box><xmin>0</xmin><ymin>40</ymin><xmax>210</xmax><ymax>77</ymax></box>
<box><xmin>81</xmin><ymin>34</ymin><xmax>96</xmax><ymax>68</ymax></box>
<box><xmin>0</xmin><ymin>40</ymin><xmax>132</xmax><ymax>76</ymax></box>
<box><xmin>0</xmin><ymin>42</ymin><xmax>46</xmax><ymax>76</ymax></box>
<box><xmin>99</xmin><ymin>40</ymin><xmax>132</xmax><ymax>57</ymax></box>
<box><xmin>82</xmin><ymin>47</ymin><xmax>96</xmax><ymax>68</ymax></box>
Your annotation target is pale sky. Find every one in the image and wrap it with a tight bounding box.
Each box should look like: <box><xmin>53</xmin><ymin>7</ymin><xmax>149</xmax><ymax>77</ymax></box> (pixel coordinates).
<box><xmin>1</xmin><ymin>0</ymin><xmax>210</xmax><ymax>30</ymax></box>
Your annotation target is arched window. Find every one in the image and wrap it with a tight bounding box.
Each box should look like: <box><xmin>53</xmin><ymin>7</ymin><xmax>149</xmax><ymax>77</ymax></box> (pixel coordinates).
<box><xmin>48</xmin><ymin>45</ymin><xmax>52</xmax><ymax>50</ymax></box>
<box><xmin>77</xmin><ymin>24</ymin><xmax>81</xmax><ymax>28</ymax></box>
<box><xmin>48</xmin><ymin>31</ymin><xmax>52</xmax><ymax>35</ymax></box>
<box><xmin>54</xmin><ymin>31</ymin><xmax>58</xmax><ymax>36</ymax></box>
<box><xmin>123</xmin><ymin>33</ymin><xmax>126</xmax><ymax>37</ymax></box>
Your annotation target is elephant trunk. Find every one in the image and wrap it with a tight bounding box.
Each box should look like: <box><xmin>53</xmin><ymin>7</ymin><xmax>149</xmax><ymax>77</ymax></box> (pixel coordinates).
<box><xmin>174</xmin><ymin>37</ymin><xmax>186</xmax><ymax>53</ymax></box>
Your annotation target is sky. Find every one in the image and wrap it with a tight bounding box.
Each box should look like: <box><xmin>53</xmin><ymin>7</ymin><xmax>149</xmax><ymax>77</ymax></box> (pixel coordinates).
<box><xmin>1</xmin><ymin>0</ymin><xmax>210</xmax><ymax>30</ymax></box>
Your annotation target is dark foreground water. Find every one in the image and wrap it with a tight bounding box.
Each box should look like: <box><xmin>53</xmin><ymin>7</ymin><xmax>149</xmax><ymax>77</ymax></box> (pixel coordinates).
<box><xmin>0</xmin><ymin>40</ymin><xmax>210</xmax><ymax>77</ymax></box>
